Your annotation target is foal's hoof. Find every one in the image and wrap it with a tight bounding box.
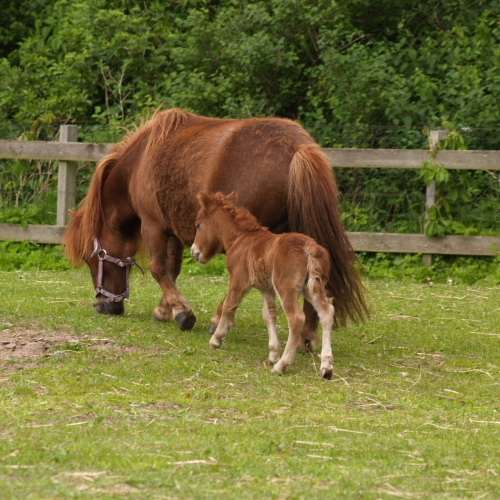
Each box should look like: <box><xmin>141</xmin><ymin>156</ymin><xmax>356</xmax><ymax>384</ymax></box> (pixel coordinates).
<box><xmin>271</xmin><ymin>362</ymin><xmax>286</xmax><ymax>375</ymax></box>
<box><xmin>208</xmin><ymin>323</ymin><xmax>217</xmax><ymax>335</ymax></box>
<box><xmin>209</xmin><ymin>336</ymin><xmax>222</xmax><ymax>349</ymax></box>
<box><xmin>175</xmin><ymin>311</ymin><xmax>196</xmax><ymax>331</ymax></box>
<box><xmin>321</xmin><ymin>368</ymin><xmax>333</xmax><ymax>380</ymax></box>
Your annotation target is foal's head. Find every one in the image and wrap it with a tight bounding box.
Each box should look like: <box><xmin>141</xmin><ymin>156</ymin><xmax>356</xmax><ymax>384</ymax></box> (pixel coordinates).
<box><xmin>190</xmin><ymin>192</ymin><xmax>236</xmax><ymax>264</ymax></box>
<box><xmin>191</xmin><ymin>191</ymin><xmax>264</xmax><ymax>264</ymax></box>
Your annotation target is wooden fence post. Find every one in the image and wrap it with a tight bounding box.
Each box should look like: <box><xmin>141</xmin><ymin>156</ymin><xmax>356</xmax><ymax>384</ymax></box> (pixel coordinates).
<box><xmin>422</xmin><ymin>129</ymin><xmax>448</xmax><ymax>267</ymax></box>
<box><xmin>57</xmin><ymin>125</ymin><xmax>78</xmax><ymax>226</ymax></box>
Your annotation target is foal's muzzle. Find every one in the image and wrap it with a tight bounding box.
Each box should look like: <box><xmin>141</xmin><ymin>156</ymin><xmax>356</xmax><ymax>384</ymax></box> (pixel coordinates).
<box><xmin>190</xmin><ymin>243</ymin><xmax>205</xmax><ymax>264</ymax></box>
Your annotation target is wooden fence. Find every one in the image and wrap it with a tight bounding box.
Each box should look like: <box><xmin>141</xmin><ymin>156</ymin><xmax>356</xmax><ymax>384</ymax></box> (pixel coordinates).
<box><xmin>1</xmin><ymin>125</ymin><xmax>500</xmax><ymax>260</ymax></box>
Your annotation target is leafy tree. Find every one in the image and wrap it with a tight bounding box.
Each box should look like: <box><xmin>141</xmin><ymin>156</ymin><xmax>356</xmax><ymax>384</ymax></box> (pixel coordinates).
<box><xmin>0</xmin><ymin>0</ymin><xmax>499</xmax><ymax>128</ymax></box>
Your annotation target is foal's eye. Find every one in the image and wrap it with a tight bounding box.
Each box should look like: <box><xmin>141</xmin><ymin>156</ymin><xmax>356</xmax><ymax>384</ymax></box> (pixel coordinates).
<box><xmin>195</xmin><ymin>223</ymin><xmax>201</xmax><ymax>230</ymax></box>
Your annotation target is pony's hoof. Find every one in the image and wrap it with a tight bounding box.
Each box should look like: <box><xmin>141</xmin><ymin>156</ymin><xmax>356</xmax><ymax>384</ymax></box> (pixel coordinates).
<box><xmin>175</xmin><ymin>311</ymin><xmax>196</xmax><ymax>331</ymax></box>
<box><xmin>152</xmin><ymin>306</ymin><xmax>172</xmax><ymax>322</ymax></box>
<box><xmin>209</xmin><ymin>323</ymin><xmax>217</xmax><ymax>335</ymax></box>
<box><xmin>321</xmin><ymin>368</ymin><xmax>333</xmax><ymax>380</ymax></box>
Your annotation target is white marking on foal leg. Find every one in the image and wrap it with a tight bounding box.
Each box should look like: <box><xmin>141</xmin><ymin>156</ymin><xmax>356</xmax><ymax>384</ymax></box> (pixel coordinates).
<box><xmin>318</xmin><ymin>303</ymin><xmax>334</xmax><ymax>379</ymax></box>
<box><xmin>209</xmin><ymin>314</ymin><xmax>231</xmax><ymax>349</ymax></box>
<box><xmin>271</xmin><ymin>293</ymin><xmax>304</xmax><ymax>375</ymax></box>
<box><xmin>262</xmin><ymin>292</ymin><xmax>280</xmax><ymax>364</ymax></box>
<box><xmin>305</xmin><ymin>289</ymin><xmax>334</xmax><ymax>379</ymax></box>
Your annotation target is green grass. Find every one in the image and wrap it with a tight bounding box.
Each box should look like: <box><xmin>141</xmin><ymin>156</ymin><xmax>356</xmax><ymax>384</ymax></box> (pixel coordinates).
<box><xmin>1</xmin><ymin>268</ymin><xmax>500</xmax><ymax>499</ymax></box>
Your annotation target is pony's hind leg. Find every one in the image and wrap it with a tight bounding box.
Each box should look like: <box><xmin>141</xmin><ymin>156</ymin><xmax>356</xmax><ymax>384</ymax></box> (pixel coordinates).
<box><xmin>304</xmin><ymin>287</ymin><xmax>334</xmax><ymax>379</ymax></box>
<box><xmin>271</xmin><ymin>291</ymin><xmax>305</xmax><ymax>375</ymax></box>
<box><xmin>299</xmin><ymin>300</ymin><xmax>319</xmax><ymax>352</ymax></box>
<box><xmin>262</xmin><ymin>291</ymin><xmax>280</xmax><ymax>364</ymax></box>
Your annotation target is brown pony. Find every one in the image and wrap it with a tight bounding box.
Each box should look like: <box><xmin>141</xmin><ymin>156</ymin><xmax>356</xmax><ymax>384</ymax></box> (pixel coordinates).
<box><xmin>64</xmin><ymin>108</ymin><xmax>367</xmax><ymax>347</ymax></box>
<box><xmin>191</xmin><ymin>192</ymin><xmax>334</xmax><ymax>378</ymax></box>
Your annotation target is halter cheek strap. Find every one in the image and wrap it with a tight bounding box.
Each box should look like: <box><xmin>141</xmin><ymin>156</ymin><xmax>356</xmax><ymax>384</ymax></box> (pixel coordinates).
<box><xmin>91</xmin><ymin>238</ymin><xmax>144</xmax><ymax>303</ymax></box>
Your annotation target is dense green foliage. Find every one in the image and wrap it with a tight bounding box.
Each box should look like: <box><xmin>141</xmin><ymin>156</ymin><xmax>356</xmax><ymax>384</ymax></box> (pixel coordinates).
<box><xmin>1</xmin><ymin>0</ymin><xmax>499</xmax><ymax>127</ymax></box>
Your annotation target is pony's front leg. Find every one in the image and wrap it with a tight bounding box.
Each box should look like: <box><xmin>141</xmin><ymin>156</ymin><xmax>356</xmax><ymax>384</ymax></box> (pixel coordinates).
<box><xmin>262</xmin><ymin>291</ymin><xmax>280</xmax><ymax>364</ymax></box>
<box><xmin>209</xmin><ymin>279</ymin><xmax>247</xmax><ymax>349</ymax></box>
<box><xmin>144</xmin><ymin>227</ymin><xmax>196</xmax><ymax>331</ymax></box>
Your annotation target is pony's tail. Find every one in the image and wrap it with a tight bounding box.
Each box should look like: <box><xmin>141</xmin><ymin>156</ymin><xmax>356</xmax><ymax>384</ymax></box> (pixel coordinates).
<box><xmin>288</xmin><ymin>144</ymin><xmax>368</xmax><ymax>327</ymax></box>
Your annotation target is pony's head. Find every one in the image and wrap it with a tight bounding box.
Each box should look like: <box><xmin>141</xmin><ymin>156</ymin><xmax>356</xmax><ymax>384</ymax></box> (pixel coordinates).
<box><xmin>63</xmin><ymin>139</ymin><xmax>142</xmax><ymax>315</ymax></box>
<box><xmin>64</xmin><ymin>207</ymin><xmax>138</xmax><ymax>315</ymax></box>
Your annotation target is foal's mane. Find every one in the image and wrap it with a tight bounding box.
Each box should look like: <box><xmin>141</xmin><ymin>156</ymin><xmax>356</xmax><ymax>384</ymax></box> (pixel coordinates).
<box><xmin>207</xmin><ymin>192</ymin><xmax>264</xmax><ymax>233</ymax></box>
<box><xmin>64</xmin><ymin>108</ymin><xmax>189</xmax><ymax>265</ymax></box>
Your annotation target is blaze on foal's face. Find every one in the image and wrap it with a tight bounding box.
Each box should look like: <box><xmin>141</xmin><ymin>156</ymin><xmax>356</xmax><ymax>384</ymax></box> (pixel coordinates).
<box><xmin>191</xmin><ymin>208</ymin><xmax>224</xmax><ymax>265</ymax></box>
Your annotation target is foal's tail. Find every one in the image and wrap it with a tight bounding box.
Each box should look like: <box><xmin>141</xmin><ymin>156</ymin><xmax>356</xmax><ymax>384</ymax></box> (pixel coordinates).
<box><xmin>288</xmin><ymin>144</ymin><xmax>368</xmax><ymax>327</ymax></box>
<box><xmin>304</xmin><ymin>241</ymin><xmax>332</xmax><ymax>307</ymax></box>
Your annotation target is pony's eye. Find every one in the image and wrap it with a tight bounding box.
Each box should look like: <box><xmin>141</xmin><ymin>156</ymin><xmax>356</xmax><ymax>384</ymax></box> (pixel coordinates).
<box><xmin>195</xmin><ymin>223</ymin><xmax>201</xmax><ymax>230</ymax></box>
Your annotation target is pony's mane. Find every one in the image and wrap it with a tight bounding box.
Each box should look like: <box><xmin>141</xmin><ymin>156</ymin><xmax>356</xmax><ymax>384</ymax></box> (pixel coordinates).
<box><xmin>207</xmin><ymin>192</ymin><xmax>263</xmax><ymax>233</ymax></box>
<box><xmin>64</xmin><ymin>108</ymin><xmax>190</xmax><ymax>265</ymax></box>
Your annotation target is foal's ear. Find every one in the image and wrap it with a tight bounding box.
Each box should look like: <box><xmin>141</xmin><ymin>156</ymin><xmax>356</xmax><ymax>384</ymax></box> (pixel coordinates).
<box><xmin>197</xmin><ymin>192</ymin><xmax>211</xmax><ymax>208</ymax></box>
<box><xmin>226</xmin><ymin>191</ymin><xmax>237</xmax><ymax>204</ymax></box>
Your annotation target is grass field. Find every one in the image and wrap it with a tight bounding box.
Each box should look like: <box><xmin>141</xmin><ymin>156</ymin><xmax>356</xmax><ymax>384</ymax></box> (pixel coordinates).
<box><xmin>1</xmin><ymin>267</ymin><xmax>500</xmax><ymax>499</ymax></box>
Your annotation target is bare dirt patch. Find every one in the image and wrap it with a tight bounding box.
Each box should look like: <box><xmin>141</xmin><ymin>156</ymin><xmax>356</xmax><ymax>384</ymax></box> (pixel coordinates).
<box><xmin>0</xmin><ymin>326</ymin><xmax>138</xmax><ymax>371</ymax></box>
<box><xmin>0</xmin><ymin>328</ymin><xmax>81</xmax><ymax>363</ymax></box>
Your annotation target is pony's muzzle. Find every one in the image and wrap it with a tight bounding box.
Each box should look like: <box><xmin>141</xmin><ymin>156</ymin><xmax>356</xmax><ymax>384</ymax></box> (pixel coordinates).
<box><xmin>93</xmin><ymin>297</ymin><xmax>125</xmax><ymax>315</ymax></box>
<box><xmin>190</xmin><ymin>244</ymin><xmax>206</xmax><ymax>264</ymax></box>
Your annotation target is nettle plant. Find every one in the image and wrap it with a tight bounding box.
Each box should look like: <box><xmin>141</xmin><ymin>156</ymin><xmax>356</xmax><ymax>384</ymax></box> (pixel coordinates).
<box><xmin>420</xmin><ymin>123</ymin><xmax>477</xmax><ymax>237</ymax></box>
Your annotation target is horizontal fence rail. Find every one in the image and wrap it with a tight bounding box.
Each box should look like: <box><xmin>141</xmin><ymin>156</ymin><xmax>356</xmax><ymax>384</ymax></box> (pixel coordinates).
<box><xmin>1</xmin><ymin>128</ymin><xmax>499</xmax><ymax>258</ymax></box>
<box><xmin>321</xmin><ymin>148</ymin><xmax>500</xmax><ymax>170</ymax></box>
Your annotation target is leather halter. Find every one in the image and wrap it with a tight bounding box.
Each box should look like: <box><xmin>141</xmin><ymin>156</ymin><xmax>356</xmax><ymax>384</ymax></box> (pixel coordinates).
<box><xmin>91</xmin><ymin>238</ymin><xmax>144</xmax><ymax>303</ymax></box>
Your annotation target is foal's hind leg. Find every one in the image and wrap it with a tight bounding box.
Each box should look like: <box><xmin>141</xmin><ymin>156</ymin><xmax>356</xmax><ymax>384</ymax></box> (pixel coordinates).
<box><xmin>304</xmin><ymin>288</ymin><xmax>334</xmax><ymax>379</ymax></box>
<box><xmin>262</xmin><ymin>291</ymin><xmax>280</xmax><ymax>364</ymax></box>
<box><xmin>271</xmin><ymin>291</ymin><xmax>305</xmax><ymax>375</ymax></box>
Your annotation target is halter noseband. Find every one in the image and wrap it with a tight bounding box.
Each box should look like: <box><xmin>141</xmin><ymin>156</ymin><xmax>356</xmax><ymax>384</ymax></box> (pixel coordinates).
<box><xmin>91</xmin><ymin>238</ymin><xmax>144</xmax><ymax>303</ymax></box>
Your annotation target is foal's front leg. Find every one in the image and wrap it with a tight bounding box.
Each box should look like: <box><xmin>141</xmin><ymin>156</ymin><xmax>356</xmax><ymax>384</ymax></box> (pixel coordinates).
<box><xmin>209</xmin><ymin>296</ymin><xmax>236</xmax><ymax>334</ymax></box>
<box><xmin>209</xmin><ymin>278</ymin><xmax>247</xmax><ymax>349</ymax></box>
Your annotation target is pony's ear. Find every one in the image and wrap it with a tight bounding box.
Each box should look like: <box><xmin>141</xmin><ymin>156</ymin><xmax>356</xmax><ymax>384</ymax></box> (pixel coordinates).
<box><xmin>197</xmin><ymin>191</ymin><xmax>211</xmax><ymax>208</ymax></box>
<box><xmin>226</xmin><ymin>191</ymin><xmax>237</xmax><ymax>204</ymax></box>
<box><xmin>68</xmin><ymin>209</ymin><xmax>76</xmax><ymax>219</ymax></box>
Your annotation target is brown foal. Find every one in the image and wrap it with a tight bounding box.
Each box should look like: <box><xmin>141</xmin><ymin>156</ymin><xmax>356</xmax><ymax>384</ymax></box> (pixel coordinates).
<box><xmin>191</xmin><ymin>192</ymin><xmax>334</xmax><ymax>379</ymax></box>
